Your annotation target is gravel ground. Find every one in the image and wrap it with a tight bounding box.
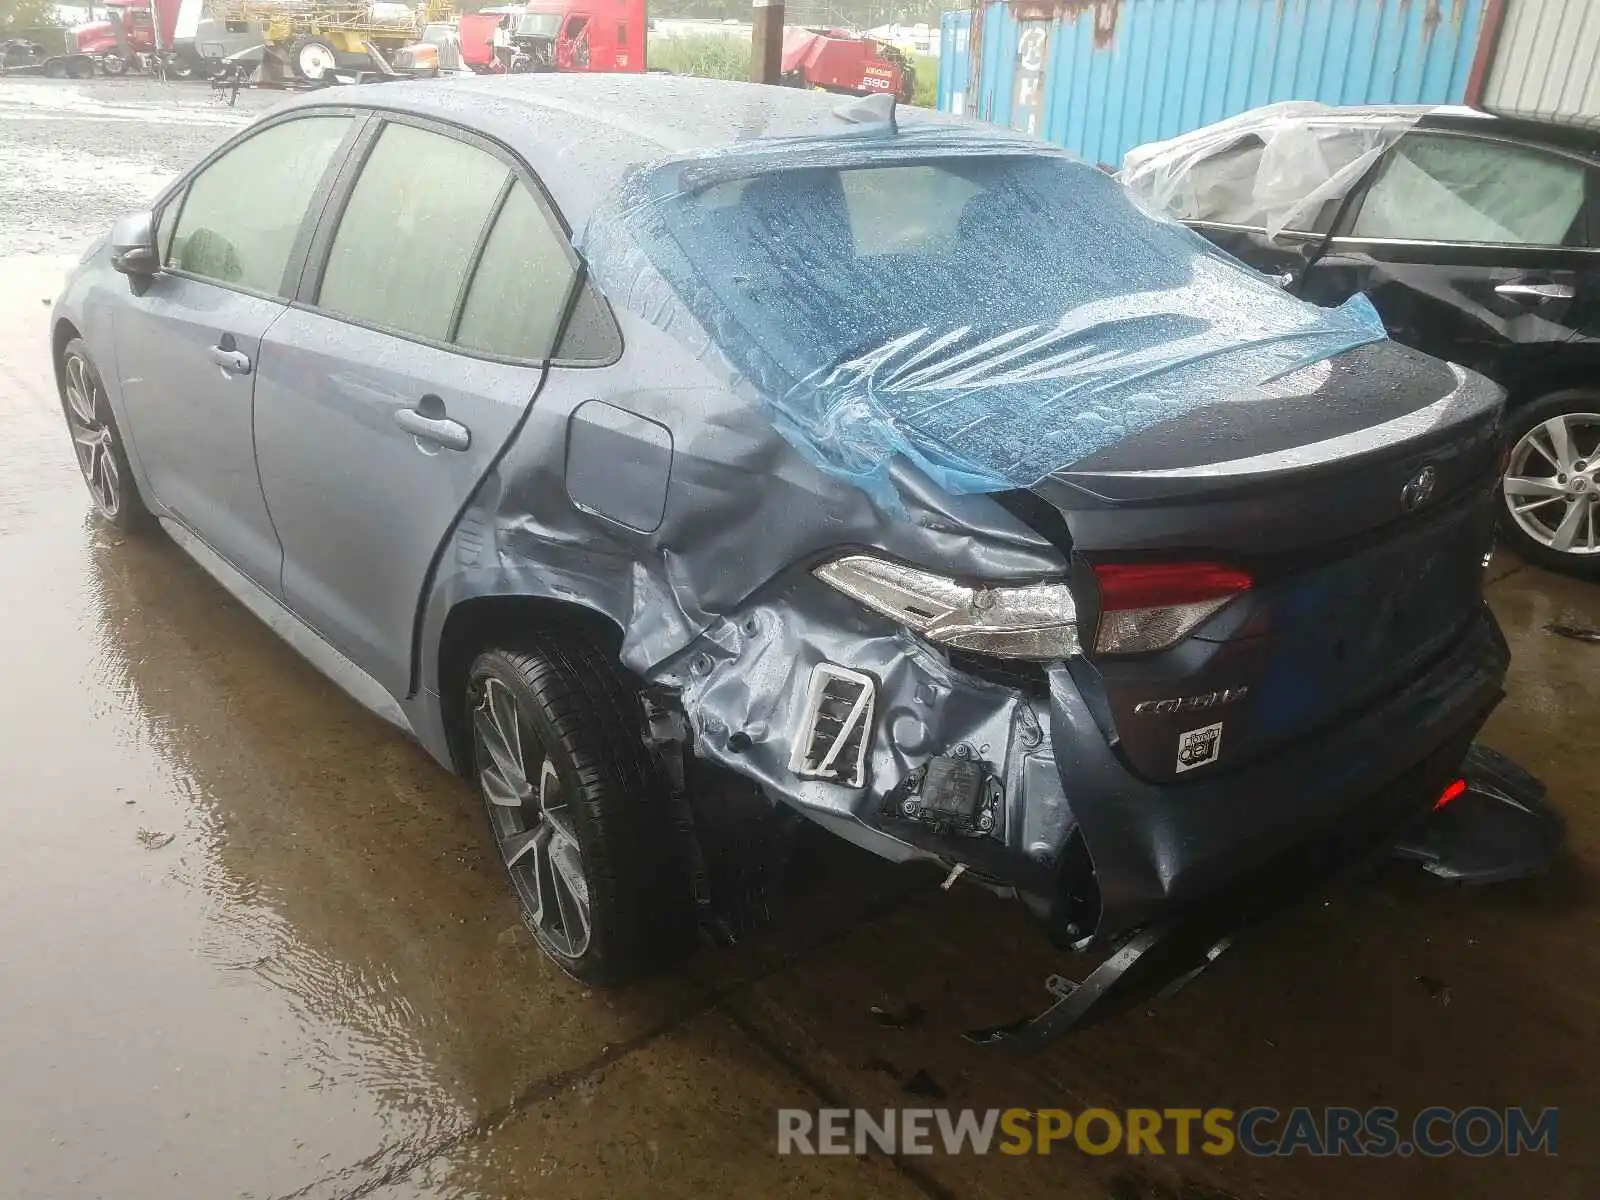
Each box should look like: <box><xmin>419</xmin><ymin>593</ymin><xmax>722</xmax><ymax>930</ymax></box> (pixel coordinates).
<box><xmin>0</xmin><ymin>76</ymin><xmax>278</xmax><ymax>255</ymax></box>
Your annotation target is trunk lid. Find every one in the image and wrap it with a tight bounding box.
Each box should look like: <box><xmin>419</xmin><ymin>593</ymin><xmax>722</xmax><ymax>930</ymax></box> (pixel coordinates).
<box><xmin>1033</xmin><ymin>341</ymin><xmax>1503</xmax><ymax>783</ymax></box>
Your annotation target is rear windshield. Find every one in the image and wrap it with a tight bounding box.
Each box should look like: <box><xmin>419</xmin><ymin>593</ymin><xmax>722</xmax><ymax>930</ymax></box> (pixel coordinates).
<box><xmin>582</xmin><ymin>144</ymin><xmax>1383</xmax><ymax>496</ymax></box>
<box><xmin>657</xmin><ymin>156</ymin><xmax>1218</xmax><ymax>379</ymax></box>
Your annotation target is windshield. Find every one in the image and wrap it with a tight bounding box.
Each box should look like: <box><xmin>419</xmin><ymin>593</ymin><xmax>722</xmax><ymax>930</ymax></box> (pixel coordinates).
<box><xmin>581</xmin><ymin>142</ymin><xmax>1386</xmax><ymax>498</ymax></box>
<box><xmin>516</xmin><ymin>13</ymin><xmax>562</xmax><ymax>37</ymax></box>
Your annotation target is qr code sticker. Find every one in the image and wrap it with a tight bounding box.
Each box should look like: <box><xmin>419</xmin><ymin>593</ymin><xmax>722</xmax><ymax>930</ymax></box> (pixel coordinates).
<box><xmin>1176</xmin><ymin>722</ymin><xmax>1223</xmax><ymax>773</ymax></box>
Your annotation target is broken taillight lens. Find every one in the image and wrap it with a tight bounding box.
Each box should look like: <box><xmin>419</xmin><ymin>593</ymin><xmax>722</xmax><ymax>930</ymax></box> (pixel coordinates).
<box><xmin>813</xmin><ymin>555</ymin><xmax>1080</xmax><ymax>660</ymax></box>
<box><xmin>1092</xmin><ymin>562</ymin><xmax>1253</xmax><ymax>655</ymax></box>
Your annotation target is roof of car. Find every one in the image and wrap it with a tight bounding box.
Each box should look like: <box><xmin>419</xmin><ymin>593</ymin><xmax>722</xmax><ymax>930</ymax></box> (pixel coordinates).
<box><xmin>273</xmin><ymin>74</ymin><xmax>967</xmax><ymax>226</ymax></box>
<box><xmin>1429</xmin><ymin>106</ymin><xmax>1600</xmax><ymax>156</ymax></box>
<box><xmin>1283</xmin><ymin>102</ymin><xmax>1600</xmax><ymax>158</ymax></box>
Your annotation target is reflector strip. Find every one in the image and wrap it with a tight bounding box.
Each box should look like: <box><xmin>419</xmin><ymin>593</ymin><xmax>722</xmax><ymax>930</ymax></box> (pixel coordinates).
<box><xmin>1435</xmin><ymin>777</ymin><xmax>1468</xmax><ymax>811</ymax></box>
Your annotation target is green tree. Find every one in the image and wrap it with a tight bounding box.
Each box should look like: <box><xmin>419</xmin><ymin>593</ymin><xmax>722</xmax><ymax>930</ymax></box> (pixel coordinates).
<box><xmin>1</xmin><ymin>0</ymin><xmax>64</xmax><ymax>34</ymax></box>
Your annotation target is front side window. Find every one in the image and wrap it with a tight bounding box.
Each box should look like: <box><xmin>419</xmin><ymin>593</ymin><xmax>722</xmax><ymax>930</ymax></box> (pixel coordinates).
<box><xmin>1351</xmin><ymin>134</ymin><xmax>1587</xmax><ymax>246</ymax></box>
<box><xmin>168</xmin><ymin>115</ymin><xmax>352</xmax><ymax>295</ymax></box>
<box><xmin>317</xmin><ymin>123</ymin><xmax>510</xmax><ymax>342</ymax></box>
<box><xmin>154</xmin><ymin>189</ymin><xmax>182</xmax><ymax>262</ymax></box>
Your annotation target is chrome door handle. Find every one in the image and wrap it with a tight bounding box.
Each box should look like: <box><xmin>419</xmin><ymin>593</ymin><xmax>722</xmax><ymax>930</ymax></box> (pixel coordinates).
<box><xmin>207</xmin><ymin>345</ymin><xmax>251</xmax><ymax>374</ymax></box>
<box><xmin>1494</xmin><ymin>282</ymin><xmax>1575</xmax><ymax>302</ymax></box>
<box><xmin>394</xmin><ymin>406</ymin><xmax>471</xmax><ymax>452</ymax></box>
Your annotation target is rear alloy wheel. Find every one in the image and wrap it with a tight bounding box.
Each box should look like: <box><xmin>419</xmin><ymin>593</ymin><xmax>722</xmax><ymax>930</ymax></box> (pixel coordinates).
<box><xmin>467</xmin><ymin>634</ymin><xmax>695</xmax><ymax>984</ymax></box>
<box><xmin>290</xmin><ymin>36</ymin><xmax>337</xmax><ymax>80</ymax></box>
<box><xmin>99</xmin><ymin>52</ymin><xmax>127</xmax><ymax>76</ymax></box>
<box><xmin>60</xmin><ymin>339</ymin><xmax>149</xmax><ymax>533</ymax></box>
<box><xmin>1499</xmin><ymin>391</ymin><xmax>1600</xmax><ymax>578</ymax></box>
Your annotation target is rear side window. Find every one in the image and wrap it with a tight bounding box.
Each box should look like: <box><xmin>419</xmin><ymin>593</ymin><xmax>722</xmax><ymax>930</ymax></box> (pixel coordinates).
<box><xmin>317</xmin><ymin>123</ymin><xmax>509</xmax><ymax>341</ymax></box>
<box><xmin>168</xmin><ymin>115</ymin><xmax>351</xmax><ymax>295</ymax></box>
<box><xmin>454</xmin><ymin>183</ymin><xmax>577</xmax><ymax>359</ymax></box>
<box><xmin>1351</xmin><ymin>134</ymin><xmax>1587</xmax><ymax>246</ymax></box>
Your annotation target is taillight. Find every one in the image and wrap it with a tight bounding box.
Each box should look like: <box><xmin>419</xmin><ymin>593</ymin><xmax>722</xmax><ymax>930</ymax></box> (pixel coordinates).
<box><xmin>1091</xmin><ymin>562</ymin><xmax>1253</xmax><ymax>655</ymax></box>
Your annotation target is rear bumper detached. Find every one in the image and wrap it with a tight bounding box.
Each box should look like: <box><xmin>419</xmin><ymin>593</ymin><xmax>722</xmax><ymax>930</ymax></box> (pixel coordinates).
<box><xmin>1050</xmin><ymin>609</ymin><xmax>1511</xmax><ymax>940</ymax></box>
<box><xmin>783</xmin><ymin>609</ymin><xmax>1542</xmax><ymax>1049</ymax></box>
<box><xmin>845</xmin><ymin>609</ymin><xmax>1509</xmax><ymax>938</ymax></box>
<box><xmin>684</xmin><ymin>592</ymin><xmax>1543</xmax><ymax>1049</ymax></box>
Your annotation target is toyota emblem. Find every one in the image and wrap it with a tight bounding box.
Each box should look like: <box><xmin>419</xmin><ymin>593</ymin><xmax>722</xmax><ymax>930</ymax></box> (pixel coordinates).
<box><xmin>1401</xmin><ymin>465</ymin><xmax>1438</xmax><ymax>512</ymax></box>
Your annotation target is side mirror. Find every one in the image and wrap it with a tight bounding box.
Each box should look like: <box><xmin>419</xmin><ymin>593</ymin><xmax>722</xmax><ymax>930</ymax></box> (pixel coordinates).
<box><xmin>109</xmin><ymin>211</ymin><xmax>160</xmax><ymax>290</ymax></box>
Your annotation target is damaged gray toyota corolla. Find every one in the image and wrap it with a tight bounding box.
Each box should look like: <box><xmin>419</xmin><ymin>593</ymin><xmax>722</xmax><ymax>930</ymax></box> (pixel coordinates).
<box><xmin>52</xmin><ymin>75</ymin><xmax>1561</xmax><ymax>1048</ymax></box>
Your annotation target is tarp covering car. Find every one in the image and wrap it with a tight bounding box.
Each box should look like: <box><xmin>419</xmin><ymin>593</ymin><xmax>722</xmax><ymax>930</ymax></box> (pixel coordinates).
<box><xmin>1118</xmin><ymin>100</ymin><xmax>1423</xmax><ymax>237</ymax></box>
<box><xmin>577</xmin><ymin>121</ymin><xmax>1387</xmax><ymax>508</ymax></box>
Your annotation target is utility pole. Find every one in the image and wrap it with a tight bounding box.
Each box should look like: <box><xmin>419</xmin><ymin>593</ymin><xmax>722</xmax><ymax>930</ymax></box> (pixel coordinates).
<box><xmin>751</xmin><ymin>0</ymin><xmax>783</xmax><ymax>84</ymax></box>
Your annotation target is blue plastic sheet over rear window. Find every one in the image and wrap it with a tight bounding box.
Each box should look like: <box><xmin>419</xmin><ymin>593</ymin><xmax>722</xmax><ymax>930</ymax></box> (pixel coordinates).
<box><xmin>577</xmin><ymin>125</ymin><xmax>1385</xmax><ymax>507</ymax></box>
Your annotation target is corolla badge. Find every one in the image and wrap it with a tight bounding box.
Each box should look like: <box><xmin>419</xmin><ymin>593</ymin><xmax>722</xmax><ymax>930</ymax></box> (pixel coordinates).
<box><xmin>1401</xmin><ymin>465</ymin><xmax>1438</xmax><ymax>512</ymax></box>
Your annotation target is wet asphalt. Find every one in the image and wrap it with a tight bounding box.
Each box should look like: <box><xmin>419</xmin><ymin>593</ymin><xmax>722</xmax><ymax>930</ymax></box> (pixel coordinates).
<box><xmin>1</xmin><ymin>77</ymin><xmax>1597</xmax><ymax>1200</ymax></box>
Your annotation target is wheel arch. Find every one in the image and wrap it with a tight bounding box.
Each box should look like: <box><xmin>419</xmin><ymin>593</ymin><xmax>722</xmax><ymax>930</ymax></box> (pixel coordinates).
<box><xmin>51</xmin><ymin>318</ymin><xmax>81</xmax><ymax>395</ymax></box>
<box><xmin>433</xmin><ymin>592</ymin><xmax>627</xmax><ymax>774</ymax></box>
<box><xmin>1492</xmin><ymin>352</ymin><xmax>1600</xmax><ymax>414</ymax></box>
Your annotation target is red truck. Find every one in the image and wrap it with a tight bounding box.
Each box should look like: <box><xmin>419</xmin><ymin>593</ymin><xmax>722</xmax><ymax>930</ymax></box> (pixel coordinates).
<box><xmin>66</xmin><ymin>0</ymin><xmax>182</xmax><ymax>75</ymax></box>
<box><xmin>459</xmin><ymin>0</ymin><xmax>644</xmax><ymax>75</ymax></box>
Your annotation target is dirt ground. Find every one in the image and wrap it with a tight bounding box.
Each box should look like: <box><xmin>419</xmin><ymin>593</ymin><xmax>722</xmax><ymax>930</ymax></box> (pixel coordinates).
<box><xmin>0</xmin><ymin>77</ymin><xmax>1595</xmax><ymax>1200</ymax></box>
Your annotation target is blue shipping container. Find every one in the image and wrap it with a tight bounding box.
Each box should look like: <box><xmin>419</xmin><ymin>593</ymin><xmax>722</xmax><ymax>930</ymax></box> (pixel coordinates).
<box><xmin>937</xmin><ymin>0</ymin><xmax>1489</xmax><ymax>167</ymax></box>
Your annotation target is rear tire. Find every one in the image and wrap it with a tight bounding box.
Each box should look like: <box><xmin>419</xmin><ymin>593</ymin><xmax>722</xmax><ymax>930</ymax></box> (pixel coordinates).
<box><xmin>289</xmin><ymin>36</ymin><xmax>338</xmax><ymax>80</ymax></box>
<box><xmin>466</xmin><ymin>633</ymin><xmax>696</xmax><ymax>984</ymax></box>
<box><xmin>59</xmin><ymin>338</ymin><xmax>151</xmax><ymax>534</ymax></box>
<box><xmin>1497</xmin><ymin>390</ymin><xmax>1600</xmax><ymax>579</ymax></box>
<box><xmin>99</xmin><ymin>52</ymin><xmax>127</xmax><ymax>76</ymax></box>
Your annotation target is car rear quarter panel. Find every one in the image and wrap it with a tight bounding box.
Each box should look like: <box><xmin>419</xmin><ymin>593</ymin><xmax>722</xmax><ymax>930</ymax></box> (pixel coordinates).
<box><xmin>411</xmin><ymin>311</ymin><xmax>1069</xmax><ymax>835</ymax></box>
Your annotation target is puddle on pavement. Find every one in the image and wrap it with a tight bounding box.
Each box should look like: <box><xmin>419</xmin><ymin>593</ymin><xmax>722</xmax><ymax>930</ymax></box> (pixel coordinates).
<box><xmin>0</xmin><ymin>255</ymin><xmax>710</xmax><ymax>1199</ymax></box>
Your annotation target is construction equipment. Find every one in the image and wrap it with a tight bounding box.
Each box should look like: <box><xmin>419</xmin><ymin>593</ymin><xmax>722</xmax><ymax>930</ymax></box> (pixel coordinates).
<box><xmin>213</xmin><ymin>0</ymin><xmax>454</xmax><ymax>80</ymax></box>
<box><xmin>780</xmin><ymin>26</ymin><xmax>916</xmax><ymax>103</ymax></box>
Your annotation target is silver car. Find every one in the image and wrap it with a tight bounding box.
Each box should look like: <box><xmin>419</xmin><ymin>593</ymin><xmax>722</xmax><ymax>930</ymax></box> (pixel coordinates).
<box><xmin>52</xmin><ymin>75</ymin><xmax>1542</xmax><ymax>1047</ymax></box>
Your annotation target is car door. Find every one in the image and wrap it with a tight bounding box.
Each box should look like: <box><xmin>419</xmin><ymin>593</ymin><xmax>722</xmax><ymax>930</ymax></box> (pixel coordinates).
<box><xmin>252</xmin><ymin>117</ymin><xmax>580</xmax><ymax>699</ymax></box>
<box><xmin>112</xmin><ymin>112</ymin><xmax>360</xmax><ymax>590</ymax></box>
<box><xmin>1299</xmin><ymin>130</ymin><xmax>1600</xmax><ymax>378</ymax></box>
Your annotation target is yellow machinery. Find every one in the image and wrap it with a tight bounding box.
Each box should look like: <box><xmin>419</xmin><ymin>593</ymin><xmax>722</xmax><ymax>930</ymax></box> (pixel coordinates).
<box><xmin>214</xmin><ymin>0</ymin><xmax>455</xmax><ymax>79</ymax></box>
